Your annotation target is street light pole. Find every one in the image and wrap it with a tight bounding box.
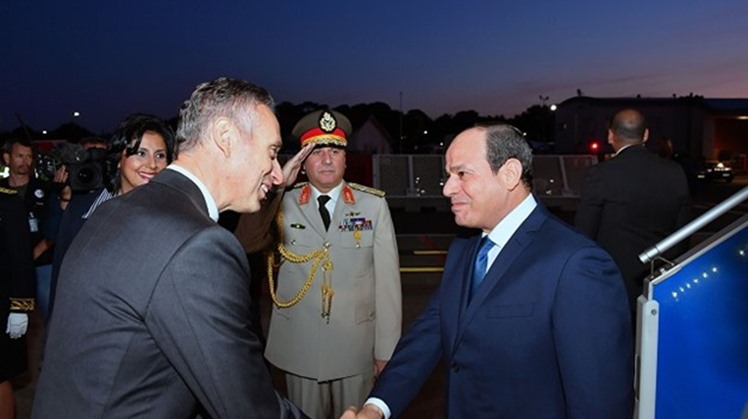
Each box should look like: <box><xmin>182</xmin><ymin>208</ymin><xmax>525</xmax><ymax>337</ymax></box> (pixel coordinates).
<box><xmin>399</xmin><ymin>91</ymin><xmax>403</xmax><ymax>154</ymax></box>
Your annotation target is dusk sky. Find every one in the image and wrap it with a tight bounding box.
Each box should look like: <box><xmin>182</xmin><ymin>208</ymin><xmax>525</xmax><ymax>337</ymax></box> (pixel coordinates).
<box><xmin>2</xmin><ymin>0</ymin><xmax>747</xmax><ymax>133</ymax></box>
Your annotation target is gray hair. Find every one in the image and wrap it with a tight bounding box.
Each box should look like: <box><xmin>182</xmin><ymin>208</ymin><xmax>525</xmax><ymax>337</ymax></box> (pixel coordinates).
<box><xmin>176</xmin><ymin>77</ymin><xmax>274</xmax><ymax>153</ymax></box>
<box><xmin>482</xmin><ymin>124</ymin><xmax>534</xmax><ymax>190</ymax></box>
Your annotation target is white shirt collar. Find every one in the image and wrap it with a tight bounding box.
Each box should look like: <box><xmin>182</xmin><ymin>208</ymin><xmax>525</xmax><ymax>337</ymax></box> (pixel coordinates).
<box><xmin>614</xmin><ymin>143</ymin><xmax>641</xmax><ymax>157</ymax></box>
<box><xmin>485</xmin><ymin>193</ymin><xmax>537</xmax><ymax>248</ymax></box>
<box><xmin>310</xmin><ymin>182</ymin><xmax>343</xmax><ymax>208</ymax></box>
<box><xmin>167</xmin><ymin>164</ymin><xmax>220</xmax><ymax>221</ymax></box>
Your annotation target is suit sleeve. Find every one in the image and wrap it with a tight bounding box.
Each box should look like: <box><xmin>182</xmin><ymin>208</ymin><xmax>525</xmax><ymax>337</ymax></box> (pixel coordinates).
<box><xmin>552</xmin><ymin>245</ymin><xmax>634</xmax><ymax>419</ymax></box>
<box><xmin>146</xmin><ymin>226</ymin><xmax>306</xmax><ymax>419</ymax></box>
<box><xmin>673</xmin><ymin>168</ymin><xmax>692</xmax><ymax>230</ymax></box>
<box><xmin>373</xmin><ymin>197</ymin><xmax>402</xmax><ymax>361</ymax></box>
<box><xmin>574</xmin><ymin>165</ymin><xmax>603</xmax><ymax>239</ymax></box>
<box><xmin>370</xmin><ymin>281</ymin><xmax>443</xmax><ymax>417</ymax></box>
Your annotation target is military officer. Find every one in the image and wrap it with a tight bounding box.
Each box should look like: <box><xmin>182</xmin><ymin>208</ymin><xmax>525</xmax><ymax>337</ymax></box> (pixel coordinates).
<box><xmin>263</xmin><ymin>110</ymin><xmax>402</xmax><ymax>419</ymax></box>
<box><xmin>0</xmin><ymin>186</ymin><xmax>35</xmax><ymax>418</ymax></box>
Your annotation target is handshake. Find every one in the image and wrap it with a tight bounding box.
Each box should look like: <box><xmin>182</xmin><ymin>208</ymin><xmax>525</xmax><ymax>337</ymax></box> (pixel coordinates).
<box><xmin>339</xmin><ymin>404</ymin><xmax>384</xmax><ymax>419</ymax></box>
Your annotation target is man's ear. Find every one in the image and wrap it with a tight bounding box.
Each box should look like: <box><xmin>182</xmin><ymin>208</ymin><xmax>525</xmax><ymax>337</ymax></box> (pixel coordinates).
<box><xmin>499</xmin><ymin>158</ymin><xmax>522</xmax><ymax>190</ymax></box>
<box><xmin>642</xmin><ymin>128</ymin><xmax>650</xmax><ymax>144</ymax></box>
<box><xmin>210</xmin><ymin>117</ymin><xmax>235</xmax><ymax>158</ymax></box>
<box><xmin>2</xmin><ymin>152</ymin><xmax>8</xmax><ymax>166</ymax></box>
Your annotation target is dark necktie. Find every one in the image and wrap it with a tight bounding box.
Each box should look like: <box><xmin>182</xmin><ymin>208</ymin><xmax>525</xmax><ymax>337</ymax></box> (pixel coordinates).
<box><xmin>317</xmin><ymin>195</ymin><xmax>331</xmax><ymax>231</ymax></box>
<box><xmin>469</xmin><ymin>235</ymin><xmax>494</xmax><ymax>301</ymax></box>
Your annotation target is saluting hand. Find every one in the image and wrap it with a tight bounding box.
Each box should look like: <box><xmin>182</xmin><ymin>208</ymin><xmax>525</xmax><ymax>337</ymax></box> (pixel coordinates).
<box><xmin>280</xmin><ymin>143</ymin><xmax>315</xmax><ymax>188</ymax></box>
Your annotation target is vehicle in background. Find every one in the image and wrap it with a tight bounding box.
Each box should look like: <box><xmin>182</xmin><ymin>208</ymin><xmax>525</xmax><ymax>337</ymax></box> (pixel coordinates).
<box><xmin>696</xmin><ymin>160</ymin><xmax>734</xmax><ymax>183</ymax></box>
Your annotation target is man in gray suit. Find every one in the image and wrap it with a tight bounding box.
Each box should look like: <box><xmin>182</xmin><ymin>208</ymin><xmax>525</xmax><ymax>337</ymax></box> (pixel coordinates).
<box><xmin>32</xmin><ymin>78</ymin><xmax>307</xmax><ymax>419</ymax></box>
<box><xmin>255</xmin><ymin>110</ymin><xmax>402</xmax><ymax>419</ymax></box>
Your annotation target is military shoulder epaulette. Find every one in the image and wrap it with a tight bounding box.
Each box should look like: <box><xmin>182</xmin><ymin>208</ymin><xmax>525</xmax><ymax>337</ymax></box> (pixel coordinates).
<box><xmin>292</xmin><ymin>182</ymin><xmax>308</xmax><ymax>189</ymax></box>
<box><xmin>348</xmin><ymin>183</ymin><xmax>385</xmax><ymax>198</ymax></box>
<box><xmin>0</xmin><ymin>186</ymin><xmax>18</xmax><ymax>195</ymax></box>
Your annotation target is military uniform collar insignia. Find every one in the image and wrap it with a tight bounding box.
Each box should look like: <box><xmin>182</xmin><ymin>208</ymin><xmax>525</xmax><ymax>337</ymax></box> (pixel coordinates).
<box><xmin>342</xmin><ymin>184</ymin><xmax>356</xmax><ymax>204</ymax></box>
<box><xmin>298</xmin><ymin>184</ymin><xmax>311</xmax><ymax>205</ymax></box>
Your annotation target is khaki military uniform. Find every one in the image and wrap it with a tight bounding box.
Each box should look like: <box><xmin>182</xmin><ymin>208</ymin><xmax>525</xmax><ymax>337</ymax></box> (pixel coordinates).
<box><xmin>264</xmin><ymin>181</ymin><xmax>402</xmax><ymax>415</ymax></box>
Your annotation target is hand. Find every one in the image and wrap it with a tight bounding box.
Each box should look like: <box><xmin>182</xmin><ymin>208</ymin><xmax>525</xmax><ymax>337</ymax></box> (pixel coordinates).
<box><xmin>280</xmin><ymin>143</ymin><xmax>315</xmax><ymax>188</ymax></box>
<box><xmin>59</xmin><ymin>185</ymin><xmax>73</xmax><ymax>210</ymax></box>
<box><xmin>6</xmin><ymin>313</ymin><xmax>29</xmax><ymax>339</ymax></box>
<box><xmin>373</xmin><ymin>359</ymin><xmax>387</xmax><ymax>379</ymax></box>
<box><xmin>33</xmin><ymin>239</ymin><xmax>53</xmax><ymax>261</ymax></box>
<box><xmin>339</xmin><ymin>404</ymin><xmax>384</xmax><ymax>419</ymax></box>
<box><xmin>53</xmin><ymin>165</ymin><xmax>69</xmax><ymax>184</ymax></box>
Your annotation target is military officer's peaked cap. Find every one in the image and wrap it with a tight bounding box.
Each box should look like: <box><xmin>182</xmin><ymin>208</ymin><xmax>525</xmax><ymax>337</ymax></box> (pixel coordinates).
<box><xmin>292</xmin><ymin>109</ymin><xmax>352</xmax><ymax>148</ymax></box>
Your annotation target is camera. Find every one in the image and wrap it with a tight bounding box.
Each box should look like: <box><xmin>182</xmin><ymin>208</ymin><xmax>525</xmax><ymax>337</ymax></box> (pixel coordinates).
<box><xmin>36</xmin><ymin>143</ymin><xmax>108</xmax><ymax>192</ymax></box>
<box><xmin>66</xmin><ymin>148</ymin><xmax>107</xmax><ymax>192</ymax></box>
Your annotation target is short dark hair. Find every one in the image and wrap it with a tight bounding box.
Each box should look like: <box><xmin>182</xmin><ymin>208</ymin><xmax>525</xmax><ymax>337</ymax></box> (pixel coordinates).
<box><xmin>106</xmin><ymin>114</ymin><xmax>176</xmax><ymax>192</ymax></box>
<box><xmin>176</xmin><ymin>77</ymin><xmax>274</xmax><ymax>154</ymax></box>
<box><xmin>481</xmin><ymin>124</ymin><xmax>534</xmax><ymax>190</ymax></box>
<box><xmin>3</xmin><ymin>138</ymin><xmax>34</xmax><ymax>156</ymax></box>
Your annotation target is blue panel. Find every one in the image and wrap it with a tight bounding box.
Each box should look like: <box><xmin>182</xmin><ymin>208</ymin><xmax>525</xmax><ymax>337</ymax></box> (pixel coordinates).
<box><xmin>652</xmin><ymin>225</ymin><xmax>748</xmax><ymax>418</ymax></box>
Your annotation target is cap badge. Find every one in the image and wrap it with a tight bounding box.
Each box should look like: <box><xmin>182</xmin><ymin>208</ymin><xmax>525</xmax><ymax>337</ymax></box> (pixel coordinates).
<box><xmin>319</xmin><ymin>111</ymin><xmax>337</xmax><ymax>133</ymax></box>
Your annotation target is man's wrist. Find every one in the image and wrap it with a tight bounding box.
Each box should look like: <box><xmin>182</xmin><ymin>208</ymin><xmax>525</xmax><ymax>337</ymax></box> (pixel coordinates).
<box><xmin>363</xmin><ymin>398</ymin><xmax>389</xmax><ymax>419</ymax></box>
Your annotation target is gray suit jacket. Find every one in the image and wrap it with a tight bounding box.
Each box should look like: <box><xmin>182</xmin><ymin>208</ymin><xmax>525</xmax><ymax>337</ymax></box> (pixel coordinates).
<box><xmin>264</xmin><ymin>181</ymin><xmax>402</xmax><ymax>381</ymax></box>
<box><xmin>33</xmin><ymin>169</ymin><xmax>306</xmax><ymax>419</ymax></box>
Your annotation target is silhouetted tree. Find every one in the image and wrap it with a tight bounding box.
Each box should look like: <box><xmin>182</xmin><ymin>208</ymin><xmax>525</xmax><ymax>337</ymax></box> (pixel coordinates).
<box><xmin>50</xmin><ymin>122</ymin><xmax>94</xmax><ymax>143</ymax></box>
<box><xmin>510</xmin><ymin>105</ymin><xmax>555</xmax><ymax>143</ymax></box>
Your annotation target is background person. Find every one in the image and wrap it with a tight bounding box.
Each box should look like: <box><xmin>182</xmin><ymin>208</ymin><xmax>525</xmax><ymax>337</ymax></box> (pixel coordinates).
<box><xmin>0</xmin><ymin>187</ymin><xmax>35</xmax><ymax>419</ymax></box>
<box><xmin>48</xmin><ymin>113</ymin><xmax>176</xmax><ymax>322</ymax></box>
<box><xmin>575</xmin><ymin>108</ymin><xmax>691</xmax><ymax>313</ymax></box>
<box><xmin>231</xmin><ymin>143</ymin><xmax>314</xmax><ymax>350</ymax></box>
<box><xmin>256</xmin><ymin>110</ymin><xmax>402</xmax><ymax>419</ymax></box>
<box><xmin>344</xmin><ymin>124</ymin><xmax>633</xmax><ymax>418</ymax></box>
<box><xmin>32</xmin><ymin>77</ymin><xmax>307</xmax><ymax>418</ymax></box>
<box><xmin>1</xmin><ymin>139</ymin><xmax>63</xmax><ymax>324</ymax></box>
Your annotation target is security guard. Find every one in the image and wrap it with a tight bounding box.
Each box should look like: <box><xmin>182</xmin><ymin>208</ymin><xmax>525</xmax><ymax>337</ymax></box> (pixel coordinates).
<box><xmin>0</xmin><ymin>186</ymin><xmax>35</xmax><ymax>415</ymax></box>
<box><xmin>263</xmin><ymin>110</ymin><xmax>402</xmax><ymax>419</ymax></box>
<box><xmin>2</xmin><ymin>139</ymin><xmax>59</xmax><ymax>322</ymax></box>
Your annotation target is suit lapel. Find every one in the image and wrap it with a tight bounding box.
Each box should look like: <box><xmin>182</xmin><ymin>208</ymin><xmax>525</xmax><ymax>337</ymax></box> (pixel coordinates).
<box><xmin>451</xmin><ymin>205</ymin><xmax>549</xmax><ymax>353</ymax></box>
<box><xmin>442</xmin><ymin>237</ymin><xmax>479</xmax><ymax>354</ymax></box>
<box><xmin>300</xmin><ymin>194</ymin><xmax>328</xmax><ymax>237</ymax></box>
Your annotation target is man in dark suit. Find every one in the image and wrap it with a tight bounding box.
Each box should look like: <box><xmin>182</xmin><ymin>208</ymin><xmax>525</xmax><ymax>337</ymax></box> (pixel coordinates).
<box><xmin>32</xmin><ymin>78</ymin><xmax>307</xmax><ymax>418</ymax></box>
<box><xmin>343</xmin><ymin>124</ymin><xmax>633</xmax><ymax>418</ymax></box>
<box><xmin>575</xmin><ymin>109</ymin><xmax>691</xmax><ymax>312</ymax></box>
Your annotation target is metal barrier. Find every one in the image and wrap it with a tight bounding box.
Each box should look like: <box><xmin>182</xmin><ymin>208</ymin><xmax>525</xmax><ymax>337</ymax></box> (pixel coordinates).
<box><xmin>635</xmin><ymin>186</ymin><xmax>748</xmax><ymax>419</ymax></box>
<box><xmin>372</xmin><ymin>154</ymin><xmax>597</xmax><ymax>198</ymax></box>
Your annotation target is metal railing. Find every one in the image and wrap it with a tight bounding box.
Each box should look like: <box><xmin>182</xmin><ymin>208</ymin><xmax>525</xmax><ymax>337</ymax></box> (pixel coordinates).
<box><xmin>371</xmin><ymin>154</ymin><xmax>597</xmax><ymax>198</ymax></box>
<box><xmin>639</xmin><ymin>186</ymin><xmax>748</xmax><ymax>264</ymax></box>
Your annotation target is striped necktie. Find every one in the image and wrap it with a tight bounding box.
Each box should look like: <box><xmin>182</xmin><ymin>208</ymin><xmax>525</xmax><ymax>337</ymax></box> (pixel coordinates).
<box><xmin>469</xmin><ymin>236</ymin><xmax>494</xmax><ymax>301</ymax></box>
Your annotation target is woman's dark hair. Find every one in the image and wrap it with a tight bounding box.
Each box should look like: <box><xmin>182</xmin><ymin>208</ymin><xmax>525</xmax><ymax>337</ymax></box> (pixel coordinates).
<box><xmin>106</xmin><ymin>113</ymin><xmax>176</xmax><ymax>192</ymax></box>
